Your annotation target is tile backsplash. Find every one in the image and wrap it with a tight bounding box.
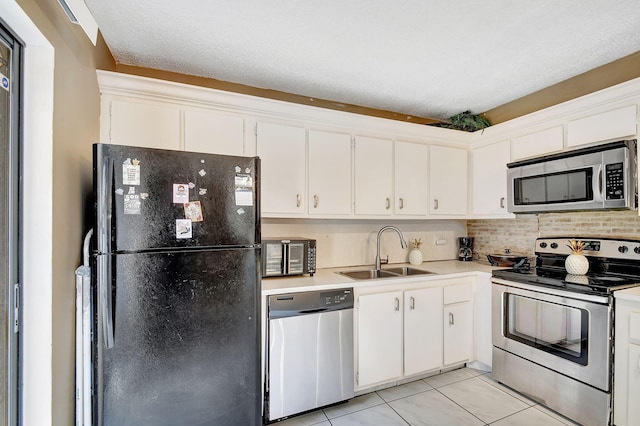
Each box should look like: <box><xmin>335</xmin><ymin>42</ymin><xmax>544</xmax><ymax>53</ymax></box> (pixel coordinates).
<box><xmin>468</xmin><ymin>210</ymin><xmax>640</xmax><ymax>261</ymax></box>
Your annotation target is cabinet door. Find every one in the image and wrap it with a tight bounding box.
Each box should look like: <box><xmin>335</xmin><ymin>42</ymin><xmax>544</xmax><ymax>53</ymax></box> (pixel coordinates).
<box><xmin>404</xmin><ymin>287</ymin><xmax>442</xmax><ymax>376</ymax></box>
<box><xmin>471</xmin><ymin>141</ymin><xmax>510</xmax><ymax>216</ymax></box>
<box><xmin>108</xmin><ymin>99</ymin><xmax>181</xmax><ymax>150</ymax></box>
<box><xmin>308</xmin><ymin>130</ymin><xmax>352</xmax><ymax>215</ymax></box>
<box><xmin>357</xmin><ymin>291</ymin><xmax>403</xmax><ymax>388</ymax></box>
<box><xmin>184</xmin><ymin>109</ymin><xmax>245</xmax><ymax>156</ymax></box>
<box><xmin>354</xmin><ymin>136</ymin><xmax>393</xmax><ymax>215</ymax></box>
<box><xmin>443</xmin><ymin>302</ymin><xmax>473</xmax><ymax>365</ymax></box>
<box><xmin>567</xmin><ymin>105</ymin><xmax>637</xmax><ymax>148</ymax></box>
<box><xmin>429</xmin><ymin>145</ymin><xmax>467</xmax><ymax>215</ymax></box>
<box><xmin>395</xmin><ymin>141</ymin><xmax>429</xmax><ymax>216</ymax></box>
<box><xmin>256</xmin><ymin>122</ymin><xmax>306</xmax><ymax>215</ymax></box>
<box><xmin>627</xmin><ymin>344</ymin><xmax>640</xmax><ymax>425</ymax></box>
<box><xmin>511</xmin><ymin>126</ymin><xmax>563</xmax><ymax>161</ymax></box>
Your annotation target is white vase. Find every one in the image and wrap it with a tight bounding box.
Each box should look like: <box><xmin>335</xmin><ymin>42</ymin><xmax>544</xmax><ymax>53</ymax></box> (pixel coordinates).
<box><xmin>409</xmin><ymin>249</ymin><xmax>423</xmax><ymax>265</ymax></box>
<box><xmin>565</xmin><ymin>254</ymin><xmax>589</xmax><ymax>275</ymax></box>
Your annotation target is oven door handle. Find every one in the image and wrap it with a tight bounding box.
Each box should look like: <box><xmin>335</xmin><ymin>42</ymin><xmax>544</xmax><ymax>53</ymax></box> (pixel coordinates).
<box><xmin>593</xmin><ymin>164</ymin><xmax>604</xmax><ymax>203</ymax></box>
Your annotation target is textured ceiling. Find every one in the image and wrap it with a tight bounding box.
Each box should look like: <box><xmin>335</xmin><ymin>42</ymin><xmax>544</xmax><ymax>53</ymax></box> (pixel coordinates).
<box><xmin>85</xmin><ymin>0</ymin><xmax>640</xmax><ymax>120</ymax></box>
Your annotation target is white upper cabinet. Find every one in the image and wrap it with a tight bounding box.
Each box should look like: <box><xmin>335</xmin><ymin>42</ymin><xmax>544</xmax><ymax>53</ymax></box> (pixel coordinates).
<box><xmin>394</xmin><ymin>141</ymin><xmax>429</xmax><ymax>216</ymax></box>
<box><xmin>308</xmin><ymin>130</ymin><xmax>352</xmax><ymax>216</ymax></box>
<box><xmin>511</xmin><ymin>126</ymin><xmax>563</xmax><ymax>161</ymax></box>
<box><xmin>567</xmin><ymin>104</ymin><xmax>637</xmax><ymax>147</ymax></box>
<box><xmin>429</xmin><ymin>145</ymin><xmax>468</xmax><ymax>215</ymax></box>
<box><xmin>354</xmin><ymin>136</ymin><xmax>393</xmax><ymax>215</ymax></box>
<box><xmin>256</xmin><ymin>122</ymin><xmax>307</xmax><ymax>215</ymax></box>
<box><xmin>471</xmin><ymin>140</ymin><xmax>511</xmax><ymax>216</ymax></box>
<box><xmin>107</xmin><ymin>99</ymin><xmax>181</xmax><ymax>150</ymax></box>
<box><xmin>183</xmin><ymin>109</ymin><xmax>245</xmax><ymax>156</ymax></box>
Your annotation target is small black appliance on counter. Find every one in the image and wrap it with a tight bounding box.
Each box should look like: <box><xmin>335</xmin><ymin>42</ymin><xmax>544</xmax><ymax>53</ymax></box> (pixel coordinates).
<box><xmin>262</xmin><ymin>238</ymin><xmax>316</xmax><ymax>277</ymax></box>
<box><xmin>458</xmin><ymin>237</ymin><xmax>473</xmax><ymax>261</ymax></box>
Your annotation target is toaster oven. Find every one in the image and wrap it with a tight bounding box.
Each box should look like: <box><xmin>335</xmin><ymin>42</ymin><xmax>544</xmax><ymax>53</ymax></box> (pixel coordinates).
<box><xmin>262</xmin><ymin>238</ymin><xmax>316</xmax><ymax>277</ymax></box>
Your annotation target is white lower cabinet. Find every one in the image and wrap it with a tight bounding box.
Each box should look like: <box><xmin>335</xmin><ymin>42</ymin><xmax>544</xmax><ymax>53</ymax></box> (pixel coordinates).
<box><xmin>443</xmin><ymin>302</ymin><xmax>473</xmax><ymax>365</ymax></box>
<box><xmin>356</xmin><ymin>278</ymin><xmax>474</xmax><ymax>390</ymax></box>
<box><xmin>404</xmin><ymin>287</ymin><xmax>443</xmax><ymax>376</ymax></box>
<box><xmin>614</xmin><ymin>296</ymin><xmax>640</xmax><ymax>426</ymax></box>
<box><xmin>356</xmin><ymin>291</ymin><xmax>403</xmax><ymax>388</ymax></box>
<box><xmin>443</xmin><ymin>282</ymin><xmax>474</xmax><ymax>365</ymax></box>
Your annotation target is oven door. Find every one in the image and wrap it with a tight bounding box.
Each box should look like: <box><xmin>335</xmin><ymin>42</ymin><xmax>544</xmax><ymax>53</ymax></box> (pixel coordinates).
<box><xmin>492</xmin><ymin>280</ymin><xmax>611</xmax><ymax>391</ymax></box>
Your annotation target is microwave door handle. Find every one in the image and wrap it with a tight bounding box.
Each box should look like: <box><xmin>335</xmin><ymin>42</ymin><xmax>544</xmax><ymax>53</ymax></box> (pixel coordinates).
<box><xmin>593</xmin><ymin>164</ymin><xmax>604</xmax><ymax>203</ymax></box>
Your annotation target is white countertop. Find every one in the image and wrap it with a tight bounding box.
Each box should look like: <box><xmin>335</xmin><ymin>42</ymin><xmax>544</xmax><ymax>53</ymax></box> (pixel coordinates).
<box><xmin>615</xmin><ymin>286</ymin><xmax>640</xmax><ymax>303</ymax></box>
<box><xmin>261</xmin><ymin>260</ymin><xmax>500</xmax><ymax>295</ymax></box>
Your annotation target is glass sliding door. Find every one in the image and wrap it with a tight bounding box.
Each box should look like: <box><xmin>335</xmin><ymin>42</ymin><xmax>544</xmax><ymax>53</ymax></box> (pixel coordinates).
<box><xmin>0</xmin><ymin>21</ymin><xmax>21</xmax><ymax>425</ymax></box>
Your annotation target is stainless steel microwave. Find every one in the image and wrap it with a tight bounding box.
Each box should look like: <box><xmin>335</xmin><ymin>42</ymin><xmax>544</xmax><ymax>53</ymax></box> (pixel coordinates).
<box><xmin>507</xmin><ymin>140</ymin><xmax>637</xmax><ymax>213</ymax></box>
<box><xmin>262</xmin><ymin>238</ymin><xmax>316</xmax><ymax>277</ymax></box>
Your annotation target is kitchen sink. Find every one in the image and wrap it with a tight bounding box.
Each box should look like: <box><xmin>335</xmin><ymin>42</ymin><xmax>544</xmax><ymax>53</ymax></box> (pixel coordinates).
<box><xmin>338</xmin><ymin>266</ymin><xmax>434</xmax><ymax>280</ymax></box>
<box><xmin>382</xmin><ymin>266</ymin><xmax>434</xmax><ymax>276</ymax></box>
<box><xmin>339</xmin><ymin>269</ymin><xmax>399</xmax><ymax>280</ymax></box>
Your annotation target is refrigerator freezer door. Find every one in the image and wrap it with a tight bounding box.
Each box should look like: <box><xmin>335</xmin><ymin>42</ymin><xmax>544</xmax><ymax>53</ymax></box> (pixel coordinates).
<box><xmin>94</xmin><ymin>144</ymin><xmax>260</xmax><ymax>253</ymax></box>
<box><xmin>95</xmin><ymin>248</ymin><xmax>261</xmax><ymax>426</ymax></box>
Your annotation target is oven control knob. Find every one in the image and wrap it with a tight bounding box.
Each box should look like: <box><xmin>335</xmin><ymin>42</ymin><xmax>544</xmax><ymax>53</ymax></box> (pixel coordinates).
<box><xmin>539</xmin><ymin>242</ymin><xmax>547</xmax><ymax>248</ymax></box>
<box><xmin>634</xmin><ymin>246</ymin><xmax>640</xmax><ymax>254</ymax></box>
<box><xmin>550</xmin><ymin>243</ymin><xmax>558</xmax><ymax>249</ymax></box>
<box><xmin>619</xmin><ymin>245</ymin><xmax>629</xmax><ymax>253</ymax></box>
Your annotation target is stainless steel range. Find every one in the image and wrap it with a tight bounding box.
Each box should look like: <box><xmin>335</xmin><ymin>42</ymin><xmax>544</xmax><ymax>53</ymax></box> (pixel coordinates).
<box><xmin>491</xmin><ymin>237</ymin><xmax>640</xmax><ymax>426</ymax></box>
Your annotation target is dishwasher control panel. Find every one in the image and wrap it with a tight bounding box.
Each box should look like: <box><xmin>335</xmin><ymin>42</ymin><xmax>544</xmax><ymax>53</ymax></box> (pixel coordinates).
<box><xmin>268</xmin><ymin>288</ymin><xmax>353</xmax><ymax>319</ymax></box>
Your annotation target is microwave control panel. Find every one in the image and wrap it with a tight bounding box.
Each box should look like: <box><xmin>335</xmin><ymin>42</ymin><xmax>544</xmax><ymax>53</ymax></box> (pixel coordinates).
<box><xmin>605</xmin><ymin>162</ymin><xmax>625</xmax><ymax>200</ymax></box>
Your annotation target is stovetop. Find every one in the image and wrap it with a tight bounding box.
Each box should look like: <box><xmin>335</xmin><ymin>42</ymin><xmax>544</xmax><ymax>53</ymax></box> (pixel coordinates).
<box><xmin>491</xmin><ymin>237</ymin><xmax>640</xmax><ymax>297</ymax></box>
<box><xmin>492</xmin><ymin>266</ymin><xmax>640</xmax><ymax>296</ymax></box>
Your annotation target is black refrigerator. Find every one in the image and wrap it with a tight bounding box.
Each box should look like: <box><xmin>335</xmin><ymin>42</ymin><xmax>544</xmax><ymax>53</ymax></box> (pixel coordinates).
<box><xmin>91</xmin><ymin>143</ymin><xmax>261</xmax><ymax>426</ymax></box>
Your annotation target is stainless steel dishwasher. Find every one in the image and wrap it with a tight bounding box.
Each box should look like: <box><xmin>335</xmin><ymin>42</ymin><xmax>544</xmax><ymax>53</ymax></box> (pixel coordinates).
<box><xmin>266</xmin><ymin>288</ymin><xmax>354</xmax><ymax>422</ymax></box>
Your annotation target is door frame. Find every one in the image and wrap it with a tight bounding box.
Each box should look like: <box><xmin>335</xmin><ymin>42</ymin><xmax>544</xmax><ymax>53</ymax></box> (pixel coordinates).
<box><xmin>1</xmin><ymin>2</ymin><xmax>54</xmax><ymax>425</ymax></box>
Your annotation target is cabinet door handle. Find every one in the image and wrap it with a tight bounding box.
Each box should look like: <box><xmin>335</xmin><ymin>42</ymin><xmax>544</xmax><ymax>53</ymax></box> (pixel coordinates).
<box><xmin>434</xmin><ymin>199</ymin><xmax>439</xmax><ymax>210</ymax></box>
<box><xmin>449</xmin><ymin>312</ymin><xmax>454</xmax><ymax>325</ymax></box>
<box><xmin>394</xmin><ymin>297</ymin><xmax>400</xmax><ymax>311</ymax></box>
<box><xmin>386</xmin><ymin>198</ymin><xmax>391</xmax><ymax>210</ymax></box>
<box><xmin>409</xmin><ymin>296</ymin><xmax>415</xmax><ymax>310</ymax></box>
<box><xmin>399</xmin><ymin>198</ymin><xmax>404</xmax><ymax>210</ymax></box>
<box><xmin>500</xmin><ymin>197</ymin><xmax>505</xmax><ymax>209</ymax></box>
<box><xmin>296</xmin><ymin>193</ymin><xmax>301</xmax><ymax>208</ymax></box>
<box><xmin>313</xmin><ymin>194</ymin><xmax>319</xmax><ymax>208</ymax></box>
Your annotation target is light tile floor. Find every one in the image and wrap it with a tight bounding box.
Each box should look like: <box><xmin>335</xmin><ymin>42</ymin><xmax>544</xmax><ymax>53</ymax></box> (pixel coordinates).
<box><xmin>271</xmin><ymin>367</ymin><xmax>580</xmax><ymax>426</ymax></box>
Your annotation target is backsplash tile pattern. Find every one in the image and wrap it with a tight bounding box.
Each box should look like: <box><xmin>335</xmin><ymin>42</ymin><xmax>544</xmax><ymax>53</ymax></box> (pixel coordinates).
<box><xmin>468</xmin><ymin>210</ymin><xmax>640</xmax><ymax>261</ymax></box>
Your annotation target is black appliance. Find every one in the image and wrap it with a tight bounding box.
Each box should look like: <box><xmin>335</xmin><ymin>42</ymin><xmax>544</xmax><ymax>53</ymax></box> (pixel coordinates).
<box><xmin>92</xmin><ymin>143</ymin><xmax>261</xmax><ymax>426</ymax></box>
<box><xmin>458</xmin><ymin>237</ymin><xmax>473</xmax><ymax>261</ymax></box>
<box><xmin>261</xmin><ymin>238</ymin><xmax>316</xmax><ymax>277</ymax></box>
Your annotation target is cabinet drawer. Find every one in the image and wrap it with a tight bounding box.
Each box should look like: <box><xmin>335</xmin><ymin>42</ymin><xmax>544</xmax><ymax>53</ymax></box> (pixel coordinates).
<box><xmin>443</xmin><ymin>283</ymin><xmax>473</xmax><ymax>305</ymax></box>
<box><xmin>630</xmin><ymin>312</ymin><xmax>640</xmax><ymax>343</ymax></box>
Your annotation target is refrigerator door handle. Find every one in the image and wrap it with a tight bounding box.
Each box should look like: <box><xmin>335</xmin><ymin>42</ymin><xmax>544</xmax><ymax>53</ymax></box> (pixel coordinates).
<box><xmin>96</xmin><ymin>154</ymin><xmax>113</xmax><ymax>254</ymax></box>
<box><xmin>97</xmin><ymin>255</ymin><xmax>115</xmax><ymax>348</ymax></box>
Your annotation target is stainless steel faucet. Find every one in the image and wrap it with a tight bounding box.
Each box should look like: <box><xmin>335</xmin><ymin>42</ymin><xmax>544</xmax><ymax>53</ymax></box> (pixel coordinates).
<box><xmin>375</xmin><ymin>226</ymin><xmax>407</xmax><ymax>270</ymax></box>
